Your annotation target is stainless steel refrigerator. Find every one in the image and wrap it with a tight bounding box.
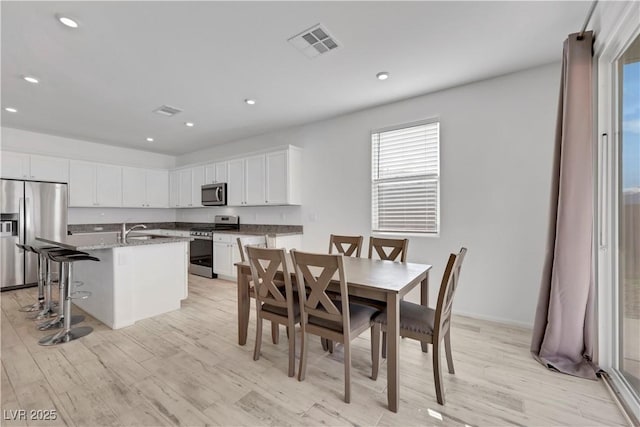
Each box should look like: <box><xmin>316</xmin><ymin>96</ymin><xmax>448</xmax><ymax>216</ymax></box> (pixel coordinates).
<box><xmin>1</xmin><ymin>179</ymin><xmax>68</xmax><ymax>290</ymax></box>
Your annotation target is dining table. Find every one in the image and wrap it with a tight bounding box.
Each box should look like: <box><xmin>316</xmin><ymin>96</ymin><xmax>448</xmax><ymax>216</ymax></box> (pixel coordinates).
<box><xmin>235</xmin><ymin>254</ymin><xmax>432</xmax><ymax>413</ymax></box>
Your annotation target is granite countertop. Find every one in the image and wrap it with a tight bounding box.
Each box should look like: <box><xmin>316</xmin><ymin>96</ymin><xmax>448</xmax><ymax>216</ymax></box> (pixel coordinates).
<box><xmin>35</xmin><ymin>233</ymin><xmax>193</xmax><ymax>251</ymax></box>
<box><xmin>69</xmin><ymin>222</ymin><xmax>303</xmax><ymax>237</ymax></box>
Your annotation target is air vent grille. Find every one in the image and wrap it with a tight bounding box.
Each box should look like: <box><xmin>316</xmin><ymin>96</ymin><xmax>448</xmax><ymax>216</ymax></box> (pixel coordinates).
<box><xmin>288</xmin><ymin>24</ymin><xmax>339</xmax><ymax>59</ymax></box>
<box><xmin>153</xmin><ymin>105</ymin><xmax>182</xmax><ymax>117</ymax></box>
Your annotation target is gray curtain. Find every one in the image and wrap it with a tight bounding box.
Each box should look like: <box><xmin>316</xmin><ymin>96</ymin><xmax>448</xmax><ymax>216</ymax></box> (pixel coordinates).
<box><xmin>531</xmin><ymin>31</ymin><xmax>599</xmax><ymax>380</ymax></box>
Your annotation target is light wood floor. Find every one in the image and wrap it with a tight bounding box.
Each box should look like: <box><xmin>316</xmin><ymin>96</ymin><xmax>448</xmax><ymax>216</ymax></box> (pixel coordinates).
<box><xmin>1</xmin><ymin>275</ymin><xmax>628</xmax><ymax>427</ymax></box>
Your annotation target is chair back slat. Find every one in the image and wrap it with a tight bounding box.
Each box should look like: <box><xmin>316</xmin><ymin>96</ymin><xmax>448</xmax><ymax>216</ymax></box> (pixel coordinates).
<box><xmin>328</xmin><ymin>234</ymin><xmax>363</xmax><ymax>258</ymax></box>
<box><xmin>237</xmin><ymin>235</ymin><xmax>269</xmax><ymax>262</ymax></box>
<box><xmin>291</xmin><ymin>250</ymin><xmax>349</xmax><ymax>329</ymax></box>
<box><xmin>247</xmin><ymin>246</ymin><xmax>293</xmax><ymax>310</ymax></box>
<box><xmin>368</xmin><ymin>237</ymin><xmax>409</xmax><ymax>262</ymax></box>
<box><xmin>434</xmin><ymin>247</ymin><xmax>467</xmax><ymax>338</ymax></box>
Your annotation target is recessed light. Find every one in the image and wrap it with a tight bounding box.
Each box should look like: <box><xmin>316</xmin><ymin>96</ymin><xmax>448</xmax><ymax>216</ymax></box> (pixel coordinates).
<box><xmin>185</xmin><ymin>122</ymin><xmax>194</xmax><ymax>127</ymax></box>
<box><xmin>244</xmin><ymin>99</ymin><xmax>256</xmax><ymax>105</ymax></box>
<box><xmin>57</xmin><ymin>15</ymin><xmax>79</xmax><ymax>28</ymax></box>
<box><xmin>4</xmin><ymin>107</ymin><xmax>17</xmax><ymax>113</ymax></box>
<box><xmin>23</xmin><ymin>76</ymin><xmax>39</xmax><ymax>84</ymax></box>
<box><xmin>376</xmin><ymin>72</ymin><xmax>390</xmax><ymax>81</ymax></box>
<box><xmin>146</xmin><ymin>137</ymin><xmax>154</xmax><ymax>142</ymax></box>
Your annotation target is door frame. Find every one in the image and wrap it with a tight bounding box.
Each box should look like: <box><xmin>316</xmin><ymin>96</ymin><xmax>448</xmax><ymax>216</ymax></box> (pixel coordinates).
<box><xmin>595</xmin><ymin>0</ymin><xmax>640</xmax><ymax>418</ymax></box>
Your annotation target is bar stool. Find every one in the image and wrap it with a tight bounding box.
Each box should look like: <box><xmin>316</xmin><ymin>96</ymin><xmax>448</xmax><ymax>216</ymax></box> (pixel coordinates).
<box><xmin>39</xmin><ymin>251</ymin><xmax>99</xmax><ymax>346</ymax></box>
<box><xmin>36</xmin><ymin>249</ymin><xmax>90</xmax><ymax>331</ymax></box>
<box><xmin>16</xmin><ymin>243</ymin><xmax>46</xmax><ymax>313</ymax></box>
<box><xmin>30</xmin><ymin>246</ymin><xmax>86</xmax><ymax>321</ymax></box>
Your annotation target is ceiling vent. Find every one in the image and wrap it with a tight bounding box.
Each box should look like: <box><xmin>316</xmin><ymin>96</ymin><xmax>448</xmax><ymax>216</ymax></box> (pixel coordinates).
<box><xmin>288</xmin><ymin>24</ymin><xmax>340</xmax><ymax>59</ymax></box>
<box><xmin>153</xmin><ymin>105</ymin><xmax>182</xmax><ymax>117</ymax></box>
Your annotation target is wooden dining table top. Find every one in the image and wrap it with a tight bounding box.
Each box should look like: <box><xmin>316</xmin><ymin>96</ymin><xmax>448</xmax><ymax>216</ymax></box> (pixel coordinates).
<box><xmin>236</xmin><ymin>255</ymin><xmax>432</xmax><ymax>295</ymax></box>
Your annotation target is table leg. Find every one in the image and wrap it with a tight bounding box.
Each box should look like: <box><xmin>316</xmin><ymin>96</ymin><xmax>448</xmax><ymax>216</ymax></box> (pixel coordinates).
<box><xmin>387</xmin><ymin>292</ymin><xmax>400</xmax><ymax>412</ymax></box>
<box><xmin>237</xmin><ymin>265</ymin><xmax>250</xmax><ymax>346</ymax></box>
<box><xmin>420</xmin><ymin>272</ymin><xmax>429</xmax><ymax>353</ymax></box>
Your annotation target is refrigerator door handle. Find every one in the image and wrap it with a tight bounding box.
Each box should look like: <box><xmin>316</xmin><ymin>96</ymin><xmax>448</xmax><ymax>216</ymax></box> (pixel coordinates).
<box><xmin>18</xmin><ymin>198</ymin><xmax>25</xmax><ymax>250</ymax></box>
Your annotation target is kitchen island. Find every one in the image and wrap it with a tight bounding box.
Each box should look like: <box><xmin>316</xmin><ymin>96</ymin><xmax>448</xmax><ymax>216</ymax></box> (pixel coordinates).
<box><xmin>36</xmin><ymin>232</ymin><xmax>192</xmax><ymax>329</ymax></box>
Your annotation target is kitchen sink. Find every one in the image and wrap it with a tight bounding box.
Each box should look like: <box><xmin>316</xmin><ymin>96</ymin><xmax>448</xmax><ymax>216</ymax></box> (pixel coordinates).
<box><xmin>126</xmin><ymin>234</ymin><xmax>166</xmax><ymax>241</ymax></box>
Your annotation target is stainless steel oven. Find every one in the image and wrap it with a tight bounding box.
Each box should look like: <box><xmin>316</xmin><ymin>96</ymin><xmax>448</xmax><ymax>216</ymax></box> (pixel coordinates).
<box><xmin>189</xmin><ymin>229</ymin><xmax>215</xmax><ymax>278</ymax></box>
<box><xmin>189</xmin><ymin>215</ymin><xmax>240</xmax><ymax>279</ymax></box>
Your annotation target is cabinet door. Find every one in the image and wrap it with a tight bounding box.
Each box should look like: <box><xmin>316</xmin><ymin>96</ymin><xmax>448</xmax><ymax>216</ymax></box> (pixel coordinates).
<box><xmin>146</xmin><ymin>170</ymin><xmax>169</xmax><ymax>208</ymax></box>
<box><xmin>169</xmin><ymin>171</ymin><xmax>180</xmax><ymax>207</ymax></box>
<box><xmin>204</xmin><ymin>164</ymin><xmax>216</xmax><ymax>184</ymax></box>
<box><xmin>227</xmin><ymin>159</ymin><xmax>245</xmax><ymax>206</ymax></box>
<box><xmin>245</xmin><ymin>154</ymin><xmax>266</xmax><ymax>206</ymax></box>
<box><xmin>1</xmin><ymin>152</ymin><xmax>30</xmax><ymax>179</ymax></box>
<box><xmin>215</xmin><ymin>162</ymin><xmax>228</xmax><ymax>183</ymax></box>
<box><xmin>265</xmin><ymin>150</ymin><xmax>288</xmax><ymax>205</ymax></box>
<box><xmin>213</xmin><ymin>241</ymin><xmax>232</xmax><ymax>277</ymax></box>
<box><xmin>29</xmin><ymin>155</ymin><xmax>69</xmax><ymax>183</ymax></box>
<box><xmin>230</xmin><ymin>241</ymin><xmax>241</xmax><ymax>279</ymax></box>
<box><xmin>122</xmin><ymin>167</ymin><xmax>147</xmax><ymax>207</ymax></box>
<box><xmin>69</xmin><ymin>161</ymin><xmax>96</xmax><ymax>206</ymax></box>
<box><xmin>96</xmin><ymin>164</ymin><xmax>122</xmax><ymax>207</ymax></box>
<box><xmin>178</xmin><ymin>169</ymin><xmax>193</xmax><ymax>207</ymax></box>
<box><xmin>191</xmin><ymin>166</ymin><xmax>205</xmax><ymax>207</ymax></box>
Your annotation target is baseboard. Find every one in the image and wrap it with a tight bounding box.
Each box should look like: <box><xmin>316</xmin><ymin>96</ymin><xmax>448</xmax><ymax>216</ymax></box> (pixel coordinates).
<box><xmin>452</xmin><ymin>309</ymin><xmax>534</xmax><ymax>330</ymax></box>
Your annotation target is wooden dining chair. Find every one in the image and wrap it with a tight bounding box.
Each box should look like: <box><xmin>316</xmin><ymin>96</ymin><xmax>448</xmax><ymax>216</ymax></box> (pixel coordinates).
<box><xmin>237</xmin><ymin>235</ymin><xmax>282</xmax><ymax>344</ymax></box>
<box><xmin>237</xmin><ymin>235</ymin><xmax>270</xmax><ymax>262</ymax></box>
<box><xmin>247</xmin><ymin>246</ymin><xmax>300</xmax><ymax>377</ymax></box>
<box><xmin>290</xmin><ymin>250</ymin><xmax>380</xmax><ymax>403</ymax></box>
<box><xmin>368</xmin><ymin>237</ymin><xmax>409</xmax><ymax>262</ymax></box>
<box><xmin>328</xmin><ymin>234</ymin><xmax>363</xmax><ymax>258</ymax></box>
<box><xmin>371</xmin><ymin>247</ymin><xmax>467</xmax><ymax>405</ymax></box>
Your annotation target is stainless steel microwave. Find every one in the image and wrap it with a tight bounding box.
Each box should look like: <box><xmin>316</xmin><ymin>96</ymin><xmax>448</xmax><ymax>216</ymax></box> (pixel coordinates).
<box><xmin>201</xmin><ymin>183</ymin><xmax>227</xmax><ymax>206</ymax></box>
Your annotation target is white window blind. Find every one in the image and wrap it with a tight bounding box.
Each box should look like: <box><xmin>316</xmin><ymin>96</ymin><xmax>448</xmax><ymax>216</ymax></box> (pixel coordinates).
<box><xmin>372</xmin><ymin>121</ymin><xmax>440</xmax><ymax>234</ymax></box>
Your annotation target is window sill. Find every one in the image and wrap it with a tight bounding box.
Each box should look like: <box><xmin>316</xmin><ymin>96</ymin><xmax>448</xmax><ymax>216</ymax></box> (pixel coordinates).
<box><xmin>372</xmin><ymin>231</ymin><xmax>440</xmax><ymax>239</ymax></box>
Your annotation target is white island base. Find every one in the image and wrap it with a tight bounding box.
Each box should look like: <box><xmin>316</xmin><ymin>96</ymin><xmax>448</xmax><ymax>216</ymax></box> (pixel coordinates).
<box><xmin>71</xmin><ymin>241</ymin><xmax>189</xmax><ymax>329</ymax></box>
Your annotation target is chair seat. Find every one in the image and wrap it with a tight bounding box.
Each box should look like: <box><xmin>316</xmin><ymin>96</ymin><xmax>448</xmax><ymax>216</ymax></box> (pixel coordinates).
<box><xmin>374</xmin><ymin>300</ymin><xmax>435</xmax><ymax>336</ymax></box>
<box><xmin>309</xmin><ymin>302</ymin><xmax>379</xmax><ymax>333</ymax></box>
<box><xmin>262</xmin><ymin>301</ymin><xmax>301</xmax><ymax>318</ymax></box>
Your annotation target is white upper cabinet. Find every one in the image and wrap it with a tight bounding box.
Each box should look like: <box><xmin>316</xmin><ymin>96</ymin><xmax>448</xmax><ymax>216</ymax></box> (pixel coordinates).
<box><xmin>96</xmin><ymin>164</ymin><xmax>122</xmax><ymax>207</ymax></box>
<box><xmin>29</xmin><ymin>155</ymin><xmax>69</xmax><ymax>183</ymax></box>
<box><xmin>122</xmin><ymin>167</ymin><xmax>168</xmax><ymax>208</ymax></box>
<box><xmin>69</xmin><ymin>161</ymin><xmax>122</xmax><ymax>207</ymax></box>
<box><xmin>204</xmin><ymin>161</ymin><xmax>228</xmax><ymax>184</ymax></box>
<box><xmin>227</xmin><ymin>158</ymin><xmax>245</xmax><ymax>206</ymax></box>
<box><xmin>122</xmin><ymin>167</ymin><xmax>147</xmax><ymax>207</ymax></box>
<box><xmin>1</xmin><ymin>152</ymin><xmax>31</xmax><ymax>179</ymax></box>
<box><xmin>226</xmin><ymin>146</ymin><xmax>302</xmax><ymax>207</ymax></box>
<box><xmin>245</xmin><ymin>154</ymin><xmax>266</xmax><ymax>205</ymax></box>
<box><xmin>169</xmin><ymin>171</ymin><xmax>179</xmax><ymax>207</ymax></box>
<box><xmin>265</xmin><ymin>150</ymin><xmax>288</xmax><ymax>205</ymax></box>
<box><xmin>191</xmin><ymin>166</ymin><xmax>205</xmax><ymax>207</ymax></box>
<box><xmin>178</xmin><ymin>169</ymin><xmax>193</xmax><ymax>207</ymax></box>
<box><xmin>1</xmin><ymin>151</ymin><xmax>69</xmax><ymax>182</ymax></box>
<box><xmin>146</xmin><ymin>169</ymin><xmax>169</xmax><ymax>208</ymax></box>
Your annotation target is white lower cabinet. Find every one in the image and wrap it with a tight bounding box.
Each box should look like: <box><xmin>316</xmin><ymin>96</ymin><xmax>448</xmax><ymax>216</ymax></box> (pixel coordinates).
<box><xmin>212</xmin><ymin>233</ymin><xmax>241</xmax><ymax>279</ymax></box>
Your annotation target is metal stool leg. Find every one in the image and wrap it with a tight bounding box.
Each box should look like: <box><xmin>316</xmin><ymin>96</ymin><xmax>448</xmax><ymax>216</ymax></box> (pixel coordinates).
<box><xmin>29</xmin><ymin>255</ymin><xmax>57</xmax><ymax>320</ymax></box>
<box><xmin>36</xmin><ymin>261</ymin><xmax>84</xmax><ymax>331</ymax></box>
<box><xmin>19</xmin><ymin>251</ymin><xmax>45</xmax><ymax>313</ymax></box>
<box><xmin>39</xmin><ymin>262</ymin><xmax>92</xmax><ymax>346</ymax></box>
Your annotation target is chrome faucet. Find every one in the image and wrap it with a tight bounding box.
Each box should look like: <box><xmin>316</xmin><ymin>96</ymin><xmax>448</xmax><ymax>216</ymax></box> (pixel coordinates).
<box><xmin>121</xmin><ymin>223</ymin><xmax>147</xmax><ymax>240</ymax></box>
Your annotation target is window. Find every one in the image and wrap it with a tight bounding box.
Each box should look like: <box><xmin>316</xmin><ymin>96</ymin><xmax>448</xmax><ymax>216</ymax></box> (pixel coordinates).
<box><xmin>371</xmin><ymin>121</ymin><xmax>440</xmax><ymax>234</ymax></box>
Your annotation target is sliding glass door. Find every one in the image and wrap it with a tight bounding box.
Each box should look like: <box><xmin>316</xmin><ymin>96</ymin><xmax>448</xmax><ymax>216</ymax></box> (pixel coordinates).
<box><xmin>619</xmin><ymin>33</ymin><xmax>640</xmax><ymax>395</ymax></box>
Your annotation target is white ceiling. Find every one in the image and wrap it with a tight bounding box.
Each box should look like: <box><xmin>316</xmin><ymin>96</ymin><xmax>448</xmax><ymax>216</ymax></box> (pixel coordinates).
<box><xmin>1</xmin><ymin>1</ymin><xmax>590</xmax><ymax>155</ymax></box>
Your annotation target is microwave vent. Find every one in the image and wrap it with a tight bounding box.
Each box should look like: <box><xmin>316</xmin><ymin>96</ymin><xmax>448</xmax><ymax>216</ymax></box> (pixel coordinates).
<box><xmin>288</xmin><ymin>24</ymin><xmax>340</xmax><ymax>59</ymax></box>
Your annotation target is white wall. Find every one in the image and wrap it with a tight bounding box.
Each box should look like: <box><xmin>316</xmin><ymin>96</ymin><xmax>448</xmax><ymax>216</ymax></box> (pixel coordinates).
<box><xmin>1</xmin><ymin>127</ymin><xmax>177</xmax><ymax>224</ymax></box>
<box><xmin>177</xmin><ymin>63</ymin><xmax>561</xmax><ymax>327</ymax></box>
